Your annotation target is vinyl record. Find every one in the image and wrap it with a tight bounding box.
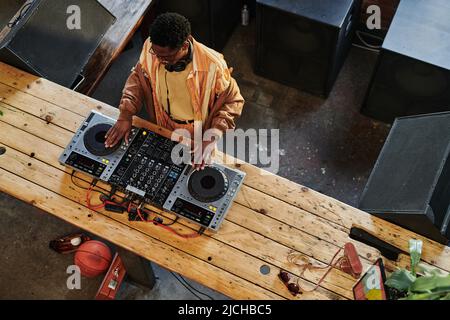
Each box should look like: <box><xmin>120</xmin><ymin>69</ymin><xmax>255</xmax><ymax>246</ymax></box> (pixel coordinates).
<box><xmin>83</xmin><ymin>123</ymin><xmax>120</xmax><ymax>156</ymax></box>
<box><xmin>188</xmin><ymin>166</ymin><xmax>228</xmax><ymax>202</ymax></box>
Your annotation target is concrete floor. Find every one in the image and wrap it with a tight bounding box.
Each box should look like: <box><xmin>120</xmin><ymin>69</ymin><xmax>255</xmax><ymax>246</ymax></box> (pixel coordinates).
<box><xmin>0</xmin><ymin>20</ymin><xmax>390</xmax><ymax>299</ymax></box>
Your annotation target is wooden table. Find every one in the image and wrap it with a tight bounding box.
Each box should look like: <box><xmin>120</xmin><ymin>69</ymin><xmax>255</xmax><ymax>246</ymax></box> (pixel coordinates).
<box><xmin>1</xmin><ymin>61</ymin><xmax>449</xmax><ymax>300</ymax></box>
<box><xmin>74</xmin><ymin>0</ymin><xmax>155</xmax><ymax>95</ymax></box>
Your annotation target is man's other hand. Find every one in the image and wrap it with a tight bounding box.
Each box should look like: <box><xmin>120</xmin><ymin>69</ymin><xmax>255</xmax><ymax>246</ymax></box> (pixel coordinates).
<box><xmin>192</xmin><ymin>139</ymin><xmax>217</xmax><ymax>171</ymax></box>
<box><xmin>105</xmin><ymin>119</ymin><xmax>132</xmax><ymax>148</ymax></box>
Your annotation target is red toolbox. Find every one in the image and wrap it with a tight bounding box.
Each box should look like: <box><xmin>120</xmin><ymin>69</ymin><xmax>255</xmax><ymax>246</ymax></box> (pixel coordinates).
<box><xmin>95</xmin><ymin>253</ymin><xmax>126</xmax><ymax>300</ymax></box>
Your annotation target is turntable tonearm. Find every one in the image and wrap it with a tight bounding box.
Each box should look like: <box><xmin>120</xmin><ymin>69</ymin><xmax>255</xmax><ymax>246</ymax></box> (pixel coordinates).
<box><xmin>59</xmin><ymin>111</ymin><xmax>245</xmax><ymax>231</ymax></box>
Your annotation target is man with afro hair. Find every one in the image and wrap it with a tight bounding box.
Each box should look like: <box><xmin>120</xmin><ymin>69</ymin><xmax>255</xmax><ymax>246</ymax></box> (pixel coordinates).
<box><xmin>105</xmin><ymin>12</ymin><xmax>244</xmax><ymax>169</ymax></box>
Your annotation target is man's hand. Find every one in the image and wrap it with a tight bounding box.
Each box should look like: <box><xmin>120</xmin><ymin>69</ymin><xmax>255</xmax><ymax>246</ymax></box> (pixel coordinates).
<box><xmin>105</xmin><ymin>119</ymin><xmax>132</xmax><ymax>148</ymax></box>
<box><xmin>191</xmin><ymin>137</ymin><xmax>218</xmax><ymax>171</ymax></box>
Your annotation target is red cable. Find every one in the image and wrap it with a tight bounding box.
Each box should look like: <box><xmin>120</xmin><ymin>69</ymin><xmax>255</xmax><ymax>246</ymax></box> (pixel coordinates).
<box><xmin>136</xmin><ymin>206</ymin><xmax>146</xmax><ymax>222</ymax></box>
<box><xmin>86</xmin><ymin>185</ymin><xmax>105</xmax><ymax>210</ymax></box>
<box><xmin>86</xmin><ymin>188</ymin><xmax>201</xmax><ymax>239</ymax></box>
<box><xmin>296</xmin><ymin>247</ymin><xmax>343</xmax><ymax>293</ymax></box>
<box><xmin>86</xmin><ymin>186</ymin><xmax>127</xmax><ymax>211</ymax></box>
<box><xmin>136</xmin><ymin>208</ymin><xmax>201</xmax><ymax>239</ymax></box>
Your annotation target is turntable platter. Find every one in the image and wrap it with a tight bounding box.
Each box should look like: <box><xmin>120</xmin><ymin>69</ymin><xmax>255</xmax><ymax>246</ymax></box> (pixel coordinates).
<box><xmin>188</xmin><ymin>166</ymin><xmax>229</xmax><ymax>202</ymax></box>
<box><xmin>83</xmin><ymin>123</ymin><xmax>120</xmax><ymax>156</ymax></box>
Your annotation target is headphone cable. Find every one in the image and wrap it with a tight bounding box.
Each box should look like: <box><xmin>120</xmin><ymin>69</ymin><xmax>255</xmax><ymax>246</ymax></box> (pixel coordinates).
<box><xmin>165</xmin><ymin>71</ymin><xmax>171</xmax><ymax>117</ymax></box>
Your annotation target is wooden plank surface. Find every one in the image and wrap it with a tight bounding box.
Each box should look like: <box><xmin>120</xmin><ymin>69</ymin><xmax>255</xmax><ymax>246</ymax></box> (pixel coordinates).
<box><xmin>0</xmin><ymin>168</ymin><xmax>281</xmax><ymax>300</ymax></box>
<box><xmin>0</xmin><ymin>113</ymin><xmax>398</xmax><ymax>299</ymax></box>
<box><xmin>1</xmin><ymin>61</ymin><xmax>450</xmax><ymax>300</ymax></box>
<box><xmin>0</xmin><ymin>85</ymin><xmax>370</xmax><ymax>298</ymax></box>
<box><xmin>0</xmin><ymin>62</ymin><xmax>341</xmax><ymax>299</ymax></box>
<box><xmin>0</xmin><ymin>90</ymin><xmax>346</xmax><ymax>300</ymax></box>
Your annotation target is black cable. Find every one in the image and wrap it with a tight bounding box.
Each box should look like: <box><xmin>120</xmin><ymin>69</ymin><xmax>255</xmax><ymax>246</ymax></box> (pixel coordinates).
<box><xmin>139</xmin><ymin>206</ymin><xmax>179</xmax><ymax>226</ymax></box>
<box><xmin>165</xmin><ymin>71</ymin><xmax>171</xmax><ymax>117</ymax></box>
<box><xmin>177</xmin><ymin>273</ymin><xmax>214</xmax><ymax>300</ymax></box>
<box><xmin>7</xmin><ymin>2</ymin><xmax>33</xmax><ymax>28</ymax></box>
<box><xmin>170</xmin><ymin>272</ymin><xmax>211</xmax><ymax>300</ymax></box>
<box><xmin>71</xmin><ymin>174</ymin><xmax>181</xmax><ymax>227</ymax></box>
<box><xmin>108</xmin><ymin>187</ymin><xmax>130</xmax><ymax>205</ymax></box>
<box><xmin>170</xmin><ymin>272</ymin><xmax>202</xmax><ymax>300</ymax></box>
<box><xmin>91</xmin><ymin>178</ymin><xmax>99</xmax><ymax>187</ymax></box>
<box><xmin>70</xmin><ymin>170</ymin><xmax>109</xmax><ymax>198</ymax></box>
<box><xmin>171</xmin><ymin>271</ymin><xmax>214</xmax><ymax>300</ymax></box>
<box><xmin>109</xmin><ymin>186</ymin><xmax>117</xmax><ymax>198</ymax></box>
<box><xmin>163</xmin><ymin>216</ymin><xmax>179</xmax><ymax>226</ymax></box>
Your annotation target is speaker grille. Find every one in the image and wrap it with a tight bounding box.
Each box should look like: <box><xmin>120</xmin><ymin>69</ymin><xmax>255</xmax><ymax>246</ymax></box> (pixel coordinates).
<box><xmin>210</xmin><ymin>0</ymin><xmax>241</xmax><ymax>50</ymax></box>
<box><xmin>260</xmin><ymin>7</ymin><xmax>331</xmax><ymax>57</ymax></box>
<box><xmin>156</xmin><ymin>0</ymin><xmax>240</xmax><ymax>51</ymax></box>
<box><xmin>0</xmin><ymin>0</ymin><xmax>26</xmax><ymax>31</ymax></box>
<box><xmin>157</xmin><ymin>0</ymin><xmax>210</xmax><ymax>46</ymax></box>
<box><xmin>3</xmin><ymin>0</ymin><xmax>115</xmax><ymax>87</ymax></box>
<box><xmin>395</xmin><ymin>60</ymin><xmax>448</xmax><ymax>97</ymax></box>
<box><xmin>359</xmin><ymin>112</ymin><xmax>450</xmax><ymax>243</ymax></box>
<box><xmin>363</xmin><ymin>51</ymin><xmax>450</xmax><ymax>122</ymax></box>
<box><xmin>255</xmin><ymin>1</ymin><xmax>354</xmax><ymax>96</ymax></box>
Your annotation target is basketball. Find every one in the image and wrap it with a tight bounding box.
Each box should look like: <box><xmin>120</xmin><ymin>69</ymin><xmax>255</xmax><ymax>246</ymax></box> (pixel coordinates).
<box><xmin>74</xmin><ymin>240</ymin><xmax>112</xmax><ymax>277</ymax></box>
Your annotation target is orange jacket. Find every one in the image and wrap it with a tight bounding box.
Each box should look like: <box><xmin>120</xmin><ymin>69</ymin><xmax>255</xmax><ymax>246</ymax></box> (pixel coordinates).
<box><xmin>118</xmin><ymin>37</ymin><xmax>244</xmax><ymax>134</ymax></box>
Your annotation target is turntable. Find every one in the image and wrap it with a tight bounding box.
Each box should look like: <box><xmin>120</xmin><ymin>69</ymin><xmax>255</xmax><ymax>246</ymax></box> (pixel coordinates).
<box><xmin>59</xmin><ymin>111</ymin><xmax>140</xmax><ymax>181</ymax></box>
<box><xmin>59</xmin><ymin>111</ymin><xmax>246</xmax><ymax>231</ymax></box>
<box><xmin>164</xmin><ymin>164</ymin><xmax>245</xmax><ymax>231</ymax></box>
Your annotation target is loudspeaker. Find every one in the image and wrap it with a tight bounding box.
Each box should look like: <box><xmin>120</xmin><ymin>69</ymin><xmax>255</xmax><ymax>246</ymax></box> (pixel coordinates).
<box><xmin>255</xmin><ymin>0</ymin><xmax>358</xmax><ymax>97</ymax></box>
<box><xmin>359</xmin><ymin>112</ymin><xmax>450</xmax><ymax>245</ymax></box>
<box><xmin>362</xmin><ymin>0</ymin><xmax>450</xmax><ymax>123</ymax></box>
<box><xmin>0</xmin><ymin>0</ymin><xmax>115</xmax><ymax>89</ymax></box>
<box><xmin>155</xmin><ymin>0</ymin><xmax>242</xmax><ymax>51</ymax></box>
<box><xmin>0</xmin><ymin>0</ymin><xmax>25</xmax><ymax>31</ymax></box>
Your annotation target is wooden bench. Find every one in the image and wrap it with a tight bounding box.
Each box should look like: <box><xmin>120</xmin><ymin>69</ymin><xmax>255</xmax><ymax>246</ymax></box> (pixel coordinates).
<box><xmin>0</xmin><ymin>61</ymin><xmax>449</xmax><ymax>300</ymax></box>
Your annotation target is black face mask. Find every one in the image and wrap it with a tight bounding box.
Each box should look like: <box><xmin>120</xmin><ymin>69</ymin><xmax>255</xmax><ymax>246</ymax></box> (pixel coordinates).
<box><xmin>164</xmin><ymin>41</ymin><xmax>193</xmax><ymax>72</ymax></box>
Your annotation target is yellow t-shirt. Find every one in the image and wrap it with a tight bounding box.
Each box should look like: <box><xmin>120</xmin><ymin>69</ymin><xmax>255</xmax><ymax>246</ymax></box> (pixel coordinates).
<box><xmin>157</xmin><ymin>62</ymin><xmax>194</xmax><ymax>121</ymax></box>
